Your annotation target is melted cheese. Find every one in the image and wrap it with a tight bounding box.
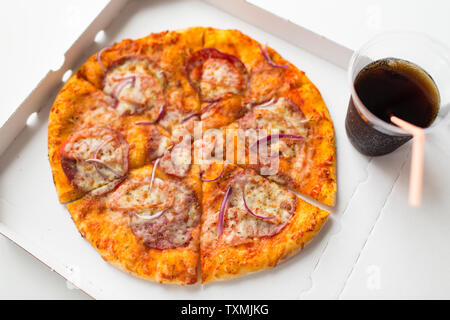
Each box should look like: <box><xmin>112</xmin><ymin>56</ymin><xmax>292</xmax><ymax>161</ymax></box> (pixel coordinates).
<box><xmin>103</xmin><ymin>59</ymin><xmax>165</xmax><ymax>116</ymax></box>
<box><xmin>200</xmin><ymin>58</ymin><xmax>243</xmax><ymax>100</ymax></box>
<box><xmin>108</xmin><ymin>176</ymin><xmax>200</xmax><ymax>250</ymax></box>
<box><xmin>111</xmin><ymin>178</ymin><xmax>174</xmax><ymax>212</ymax></box>
<box><xmin>171</xmin><ymin>142</ymin><xmax>191</xmax><ymax>167</ymax></box>
<box><xmin>230</xmin><ymin>175</ymin><xmax>294</xmax><ymax>223</ymax></box>
<box><xmin>64</xmin><ymin>132</ymin><xmax>126</xmax><ymax>192</ymax></box>
<box><xmin>247</xmin><ymin>98</ymin><xmax>308</xmax><ymax>161</ymax></box>
<box><xmin>160</xmin><ymin>139</ymin><xmax>192</xmax><ymax>177</ymax></box>
<box><xmin>202</xmin><ymin>171</ymin><xmax>296</xmax><ymax>248</ymax></box>
<box><xmin>78</xmin><ymin>106</ymin><xmax>121</xmax><ymax>129</ymax></box>
<box><xmin>153</xmin><ymin>135</ymin><xmax>171</xmax><ymax>159</ymax></box>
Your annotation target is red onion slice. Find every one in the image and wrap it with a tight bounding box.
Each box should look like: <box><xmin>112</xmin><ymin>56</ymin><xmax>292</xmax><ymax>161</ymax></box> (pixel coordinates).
<box><xmin>200</xmin><ymin>166</ymin><xmax>225</xmax><ymax>182</ymax></box>
<box><xmin>250</xmin><ymin>134</ymin><xmax>305</xmax><ymax>151</ymax></box>
<box><xmin>85</xmin><ymin>159</ymin><xmax>124</xmax><ymax>177</ymax></box>
<box><xmin>251</xmin><ymin>97</ymin><xmax>276</xmax><ymax>109</ymax></box>
<box><xmin>148</xmin><ymin>158</ymin><xmax>160</xmax><ymax>193</ymax></box>
<box><xmin>135</xmin><ymin>121</ymin><xmax>155</xmax><ymax>126</ymax></box>
<box><xmin>134</xmin><ymin>209</ymin><xmax>166</xmax><ymax>221</ymax></box>
<box><xmin>201</xmin><ymin>102</ymin><xmax>218</xmax><ymax>115</ymax></box>
<box><xmin>112</xmin><ymin>76</ymin><xmax>136</xmax><ymax>100</ymax></box>
<box><xmin>218</xmin><ymin>186</ymin><xmax>232</xmax><ymax>237</ymax></box>
<box><xmin>96</xmin><ymin>46</ymin><xmax>111</xmax><ymax>71</ymax></box>
<box><xmin>131</xmin><ymin>159</ymin><xmax>166</xmax><ymax>220</ymax></box>
<box><xmin>92</xmin><ymin>138</ymin><xmax>112</xmax><ymax>159</ymax></box>
<box><xmin>257</xmin><ymin>43</ymin><xmax>289</xmax><ymax>69</ymax></box>
<box><xmin>91</xmin><ymin>138</ymin><xmax>113</xmax><ymax>179</ymax></box>
<box><xmin>242</xmin><ymin>186</ymin><xmax>274</xmax><ymax>220</ymax></box>
<box><xmin>135</xmin><ymin>104</ymin><xmax>165</xmax><ymax>126</ymax></box>
<box><xmin>199</xmin><ymin>102</ymin><xmax>219</xmax><ymax>121</ymax></box>
<box><xmin>114</xmin><ymin>129</ymin><xmax>129</xmax><ymax>175</ymax></box>
<box><xmin>90</xmin><ymin>176</ymin><xmax>126</xmax><ymax>197</ymax></box>
<box><xmin>181</xmin><ymin>113</ymin><xmax>200</xmax><ymax>124</ymax></box>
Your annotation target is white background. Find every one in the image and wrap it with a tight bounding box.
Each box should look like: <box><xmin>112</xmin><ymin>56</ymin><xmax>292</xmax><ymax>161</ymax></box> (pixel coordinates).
<box><xmin>0</xmin><ymin>0</ymin><xmax>449</xmax><ymax>299</ymax></box>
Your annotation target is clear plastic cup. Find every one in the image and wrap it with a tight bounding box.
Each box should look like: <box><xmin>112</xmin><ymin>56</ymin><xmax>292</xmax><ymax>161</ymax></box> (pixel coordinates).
<box><xmin>346</xmin><ymin>31</ymin><xmax>450</xmax><ymax>156</ymax></box>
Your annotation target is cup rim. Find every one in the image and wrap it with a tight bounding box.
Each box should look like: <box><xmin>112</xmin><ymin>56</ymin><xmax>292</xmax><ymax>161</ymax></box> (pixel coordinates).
<box><xmin>348</xmin><ymin>30</ymin><xmax>450</xmax><ymax>136</ymax></box>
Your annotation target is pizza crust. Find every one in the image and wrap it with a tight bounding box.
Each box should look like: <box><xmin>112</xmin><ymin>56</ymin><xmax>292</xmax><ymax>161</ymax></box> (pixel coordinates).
<box><xmin>287</xmin><ymin>83</ymin><xmax>337</xmax><ymax>206</ymax></box>
<box><xmin>48</xmin><ymin>75</ymin><xmax>109</xmax><ymax>202</ymax></box>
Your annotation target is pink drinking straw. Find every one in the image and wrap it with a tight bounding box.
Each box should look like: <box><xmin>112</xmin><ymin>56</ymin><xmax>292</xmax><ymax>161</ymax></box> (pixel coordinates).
<box><xmin>390</xmin><ymin>115</ymin><xmax>425</xmax><ymax>207</ymax></box>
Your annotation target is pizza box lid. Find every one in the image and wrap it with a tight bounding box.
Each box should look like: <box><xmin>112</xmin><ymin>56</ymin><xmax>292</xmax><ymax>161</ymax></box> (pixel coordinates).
<box><xmin>245</xmin><ymin>0</ymin><xmax>450</xmax><ymax>52</ymax></box>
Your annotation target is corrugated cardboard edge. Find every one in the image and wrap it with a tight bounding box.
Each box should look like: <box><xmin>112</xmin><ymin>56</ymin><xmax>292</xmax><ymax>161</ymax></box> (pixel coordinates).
<box><xmin>0</xmin><ymin>222</ymin><xmax>101</xmax><ymax>299</ymax></box>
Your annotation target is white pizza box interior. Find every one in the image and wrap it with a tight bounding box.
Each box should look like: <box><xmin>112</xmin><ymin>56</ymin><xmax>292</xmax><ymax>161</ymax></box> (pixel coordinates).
<box><xmin>1</xmin><ymin>0</ymin><xmax>449</xmax><ymax>299</ymax></box>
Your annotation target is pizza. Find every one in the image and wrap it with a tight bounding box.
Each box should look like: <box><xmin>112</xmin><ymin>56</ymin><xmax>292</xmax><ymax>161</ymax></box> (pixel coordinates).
<box><xmin>48</xmin><ymin>27</ymin><xmax>336</xmax><ymax>285</ymax></box>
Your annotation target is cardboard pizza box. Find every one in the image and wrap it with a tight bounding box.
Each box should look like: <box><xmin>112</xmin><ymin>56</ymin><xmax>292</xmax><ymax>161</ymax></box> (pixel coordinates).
<box><xmin>0</xmin><ymin>0</ymin><xmax>448</xmax><ymax>299</ymax></box>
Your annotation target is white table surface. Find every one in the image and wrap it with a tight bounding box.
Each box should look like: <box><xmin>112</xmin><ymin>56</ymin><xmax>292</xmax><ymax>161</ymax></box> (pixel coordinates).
<box><xmin>1</xmin><ymin>0</ymin><xmax>449</xmax><ymax>299</ymax></box>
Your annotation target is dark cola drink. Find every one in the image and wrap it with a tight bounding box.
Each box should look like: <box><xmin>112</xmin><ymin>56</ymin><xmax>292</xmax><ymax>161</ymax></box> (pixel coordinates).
<box><xmin>346</xmin><ymin>58</ymin><xmax>440</xmax><ymax>156</ymax></box>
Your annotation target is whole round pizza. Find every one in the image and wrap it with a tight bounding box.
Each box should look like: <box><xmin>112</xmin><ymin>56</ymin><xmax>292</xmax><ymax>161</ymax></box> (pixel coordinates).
<box><xmin>48</xmin><ymin>27</ymin><xmax>336</xmax><ymax>285</ymax></box>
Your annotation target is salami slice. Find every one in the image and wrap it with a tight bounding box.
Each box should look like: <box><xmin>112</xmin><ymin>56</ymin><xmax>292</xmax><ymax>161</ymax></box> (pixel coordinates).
<box><xmin>247</xmin><ymin>67</ymin><xmax>287</xmax><ymax>105</ymax></box>
<box><xmin>103</xmin><ymin>56</ymin><xmax>166</xmax><ymax>120</ymax></box>
<box><xmin>106</xmin><ymin>176</ymin><xmax>200</xmax><ymax>250</ymax></box>
<box><xmin>202</xmin><ymin>169</ymin><xmax>296</xmax><ymax>248</ymax></box>
<box><xmin>186</xmin><ymin>48</ymin><xmax>248</xmax><ymax>102</ymax></box>
<box><xmin>107</xmin><ymin>177</ymin><xmax>175</xmax><ymax>212</ymax></box>
<box><xmin>239</xmin><ymin>98</ymin><xmax>308</xmax><ymax>159</ymax></box>
<box><xmin>60</xmin><ymin>127</ymin><xmax>129</xmax><ymax>193</ymax></box>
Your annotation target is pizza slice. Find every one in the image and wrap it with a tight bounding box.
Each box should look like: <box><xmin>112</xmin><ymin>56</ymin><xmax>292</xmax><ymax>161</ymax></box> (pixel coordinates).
<box><xmin>196</xmin><ymin>28</ymin><xmax>306</xmax><ymax>123</ymax></box>
<box><xmin>48</xmin><ymin>74</ymin><xmax>172</xmax><ymax>203</ymax></box>
<box><xmin>183</xmin><ymin>45</ymin><xmax>248</xmax><ymax>130</ymax></box>
<box><xmin>181</xmin><ymin>30</ymin><xmax>260</xmax><ymax>132</ymax></box>
<box><xmin>195</xmin><ymin>86</ymin><xmax>336</xmax><ymax>206</ymax></box>
<box><xmin>236</xmin><ymin>88</ymin><xmax>336</xmax><ymax>206</ymax></box>
<box><xmin>200</xmin><ymin>162</ymin><xmax>329</xmax><ymax>283</ymax></box>
<box><xmin>78</xmin><ymin>29</ymin><xmax>206</xmax><ymax>134</ymax></box>
<box><xmin>66</xmin><ymin>163</ymin><xmax>202</xmax><ymax>285</ymax></box>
